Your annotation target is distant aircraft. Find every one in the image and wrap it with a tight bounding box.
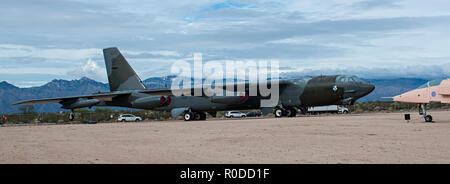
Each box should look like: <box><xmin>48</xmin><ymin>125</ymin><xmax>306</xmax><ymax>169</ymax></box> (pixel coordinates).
<box><xmin>392</xmin><ymin>79</ymin><xmax>450</xmax><ymax>122</ymax></box>
<box><xmin>13</xmin><ymin>47</ymin><xmax>375</xmax><ymax>121</ymax></box>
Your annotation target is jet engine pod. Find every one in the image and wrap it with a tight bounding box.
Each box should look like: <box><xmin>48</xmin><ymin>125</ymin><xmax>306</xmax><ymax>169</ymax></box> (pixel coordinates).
<box><xmin>132</xmin><ymin>96</ymin><xmax>170</xmax><ymax>109</ymax></box>
<box><xmin>162</xmin><ymin>96</ymin><xmax>171</xmax><ymax>105</ymax></box>
<box><xmin>210</xmin><ymin>92</ymin><xmax>248</xmax><ymax>105</ymax></box>
<box><xmin>62</xmin><ymin>98</ymin><xmax>100</xmax><ymax>109</ymax></box>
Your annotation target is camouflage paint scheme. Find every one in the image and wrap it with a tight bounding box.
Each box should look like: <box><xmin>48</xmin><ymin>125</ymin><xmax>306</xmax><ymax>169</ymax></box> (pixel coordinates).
<box><xmin>13</xmin><ymin>47</ymin><xmax>375</xmax><ymax>120</ymax></box>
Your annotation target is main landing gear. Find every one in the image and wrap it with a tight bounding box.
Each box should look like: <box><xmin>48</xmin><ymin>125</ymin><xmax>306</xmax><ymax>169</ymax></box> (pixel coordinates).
<box><xmin>69</xmin><ymin>109</ymin><xmax>75</xmax><ymax>121</ymax></box>
<box><xmin>419</xmin><ymin>104</ymin><xmax>433</xmax><ymax>123</ymax></box>
<box><xmin>274</xmin><ymin>107</ymin><xmax>297</xmax><ymax>118</ymax></box>
<box><xmin>184</xmin><ymin>111</ymin><xmax>206</xmax><ymax>121</ymax></box>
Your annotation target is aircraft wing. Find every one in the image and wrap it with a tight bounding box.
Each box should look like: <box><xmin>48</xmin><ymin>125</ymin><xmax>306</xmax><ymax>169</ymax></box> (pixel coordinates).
<box><xmin>140</xmin><ymin>87</ymin><xmax>236</xmax><ymax>96</ymax></box>
<box><xmin>140</xmin><ymin>88</ymin><xmax>174</xmax><ymax>96</ymax></box>
<box><xmin>13</xmin><ymin>80</ymin><xmax>291</xmax><ymax>106</ymax></box>
<box><xmin>12</xmin><ymin>93</ymin><xmax>123</xmax><ymax>106</ymax></box>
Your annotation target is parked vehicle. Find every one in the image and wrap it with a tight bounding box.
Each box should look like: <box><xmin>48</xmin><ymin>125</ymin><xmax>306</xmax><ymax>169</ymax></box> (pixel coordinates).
<box><xmin>82</xmin><ymin>120</ymin><xmax>97</xmax><ymax>124</ymax></box>
<box><xmin>245</xmin><ymin>111</ymin><xmax>261</xmax><ymax>117</ymax></box>
<box><xmin>118</xmin><ymin>114</ymin><xmax>142</xmax><ymax>122</ymax></box>
<box><xmin>225</xmin><ymin>111</ymin><xmax>246</xmax><ymax>118</ymax></box>
<box><xmin>307</xmin><ymin>105</ymin><xmax>349</xmax><ymax>115</ymax></box>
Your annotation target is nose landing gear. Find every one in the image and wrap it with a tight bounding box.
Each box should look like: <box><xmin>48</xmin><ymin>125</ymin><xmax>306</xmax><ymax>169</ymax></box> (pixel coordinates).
<box><xmin>424</xmin><ymin>115</ymin><xmax>433</xmax><ymax>122</ymax></box>
<box><xmin>419</xmin><ymin>104</ymin><xmax>433</xmax><ymax>123</ymax></box>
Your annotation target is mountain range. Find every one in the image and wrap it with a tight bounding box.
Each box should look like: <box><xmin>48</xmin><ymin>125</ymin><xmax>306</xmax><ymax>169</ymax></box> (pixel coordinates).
<box><xmin>0</xmin><ymin>76</ymin><xmax>430</xmax><ymax>114</ymax></box>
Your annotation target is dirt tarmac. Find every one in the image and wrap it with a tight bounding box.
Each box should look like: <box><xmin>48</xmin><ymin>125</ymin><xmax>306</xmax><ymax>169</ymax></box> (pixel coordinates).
<box><xmin>1</xmin><ymin>111</ymin><xmax>450</xmax><ymax>164</ymax></box>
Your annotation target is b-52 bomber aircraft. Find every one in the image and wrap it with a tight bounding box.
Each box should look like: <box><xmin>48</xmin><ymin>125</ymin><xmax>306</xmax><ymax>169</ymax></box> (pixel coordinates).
<box><xmin>13</xmin><ymin>47</ymin><xmax>375</xmax><ymax>121</ymax></box>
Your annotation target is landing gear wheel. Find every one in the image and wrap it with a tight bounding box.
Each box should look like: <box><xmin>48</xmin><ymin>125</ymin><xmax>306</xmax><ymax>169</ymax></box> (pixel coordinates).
<box><xmin>194</xmin><ymin>113</ymin><xmax>202</xmax><ymax>121</ymax></box>
<box><xmin>287</xmin><ymin>108</ymin><xmax>297</xmax><ymax>117</ymax></box>
<box><xmin>69</xmin><ymin>112</ymin><xmax>75</xmax><ymax>121</ymax></box>
<box><xmin>184</xmin><ymin>112</ymin><xmax>194</xmax><ymax>121</ymax></box>
<box><xmin>285</xmin><ymin>109</ymin><xmax>292</xmax><ymax>117</ymax></box>
<box><xmin>425</xmin><ymin>115</ymin><xmax>433</xmax><ymax>123</ymax></box>
<box><xmin>274</xmin><ymin>109</ymin><xmax>283</xmax><ymax>118</ymax></box>
<box><xmin>200</xmin><ymin>112</ymin><xmax>206</xmax><ymax>120</ymax></box>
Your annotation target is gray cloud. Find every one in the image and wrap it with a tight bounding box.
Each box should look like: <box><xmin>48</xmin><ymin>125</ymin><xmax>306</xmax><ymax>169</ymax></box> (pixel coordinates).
<box><xmin>282</xmin><ymin>63</ymin><xmax>450</xmax><ymax>80</ymax></box>
<box><xmin>350</xmin><ymin>0</ymin><xmax>401</xmax><ymax>10</ymax></box>
<box><xmin>1</xmin><ymin>0</ymin><xmax>450</xmax><ymax>86</ymax></box>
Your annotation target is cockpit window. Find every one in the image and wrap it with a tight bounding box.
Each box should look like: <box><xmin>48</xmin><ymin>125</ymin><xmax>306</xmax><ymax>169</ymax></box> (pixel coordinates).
<box><xmin>416</xmin><ymin>79</ymin><xmax>443</xmax><ymax>89</ymax></box>
<box><xmin>429</xmin><ymin>79</ymin><xmax>443</xmax><ymax>86</ymax></box>
<box><xmin>337</xmin><ymin>75</ymin><xmax>364</xmax><ymax>83</ymax></box>
<box><xmin>352</xmin><ymin>76</ymin><xmax>364</xmax><ymax>83</ymax></box>
<box><xmin>337</xmin><ymin>76</ymin><xmax>347</xmax><ymax>82</ymax></box>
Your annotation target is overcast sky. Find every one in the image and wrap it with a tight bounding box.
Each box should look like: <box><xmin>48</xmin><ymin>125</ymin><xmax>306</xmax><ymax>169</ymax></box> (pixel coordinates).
<box><xmin>1</xmin><ymin>0</ymin><xmax>450</xmax><ymax>87</ymax></box>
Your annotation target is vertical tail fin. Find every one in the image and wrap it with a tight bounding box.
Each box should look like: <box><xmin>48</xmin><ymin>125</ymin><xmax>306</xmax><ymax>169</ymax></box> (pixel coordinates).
<box><xmin>103</xmin><ymin>47</ymin><xmax>146</xmax><ymax>92</ymax></box>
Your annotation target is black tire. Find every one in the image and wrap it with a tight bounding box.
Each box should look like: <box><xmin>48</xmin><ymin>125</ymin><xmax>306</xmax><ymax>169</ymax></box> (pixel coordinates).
<box><xmin>343</xmin><ymin>110</ymin><xmax>348</xmax><ymax>114</ymax></box>
<box><xmin>285</xmin><ymin>109</ymin><xmax>292</xmax><ymax>117</ymax></box>
<box><xmin>284</xmin><ymin>107</ymin><xmax>297</xmax><ymax>117</ymax></box>
<box><xmin>288</xmin><ymin>108</ymin><xmax>297</xmax><ymax>117</ymax></box>
<box><xmin>135</xmin><ymin>119</ymin><xmax>140</xmax><ymax>122</ymax></box>
<box><xmin>194</xmin><ymin>113</ymin><xmax>202</xmax><ymax>121</ymax></box>
<box><xmin>69</xmin><ymin>113</ymin><xmax>75</xmax><ymax>121</ymax></box>
<box><xmin>121</xmin><ymin>119</ymin><xmax>125</xmax><ymax>122</ymax></box>
<box><xmin>274</xmin><ymin>109</ymin><xmax>283</xmax><ymax>118</ymax></box>
<box><xmin>425</xmin><ymin>115</ymin><xmax>433</xmax><ymax>123</ymax></box>
<box><xmin>184</xmin><ymin>112</ymin><xmax>193</xmax><ymax>121</ymax></box>
<box><xmin>200</xmin><ymin>113</ymin><xmax>206</xmax><ymax>120</ymax></box>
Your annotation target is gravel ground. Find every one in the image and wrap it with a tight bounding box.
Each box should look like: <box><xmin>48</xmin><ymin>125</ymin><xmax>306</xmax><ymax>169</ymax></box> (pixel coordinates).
<box><xmin>1</xmin><ymin>111</ymin><xmax>449</xmax><ymax>164</ymax></box>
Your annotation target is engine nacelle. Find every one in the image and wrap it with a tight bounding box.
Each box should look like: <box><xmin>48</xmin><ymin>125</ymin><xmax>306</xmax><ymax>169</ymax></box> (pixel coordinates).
<box><xmin>62</xmin><ymin>99</ymin><xmax>100</xmax><ymax>109</ymax></box>
<box><xmin>132</xmin><ymin>96</ymin><xmax>171</xmax><ymax>109</ymax></box>
<box><xmin>210</xmin><ymin>93</ymin><xmax>248</xmax><ymax>105</ymax></box>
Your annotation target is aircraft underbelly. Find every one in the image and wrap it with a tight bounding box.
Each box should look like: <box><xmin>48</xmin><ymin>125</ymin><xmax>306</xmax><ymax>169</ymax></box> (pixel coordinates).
<box><xmin>441</xmin><ymin>95</ymin><xmax>450</xmax><ymax>104</ymax></box>
<box><xmin>155</xmin><ymin>96</ymin><xmax>260</xmax><ymax>112</ymax></box>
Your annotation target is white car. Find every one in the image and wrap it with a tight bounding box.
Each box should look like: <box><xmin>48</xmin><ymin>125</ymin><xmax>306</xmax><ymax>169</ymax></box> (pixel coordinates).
<box><xmin>225</xmin><ymin>111</ymin><xmax>246</xmax><ymax>118</ymax></box>
<box><xmin>118</xmin><ymin>114</ymin><xmax>142</xmax><ymax>122</ymax></box>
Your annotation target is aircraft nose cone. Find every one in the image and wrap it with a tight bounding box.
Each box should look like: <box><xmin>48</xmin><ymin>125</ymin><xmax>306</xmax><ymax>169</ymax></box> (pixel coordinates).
<box><xmin>368</xmin><ymin>84</ymin><xmax>375</xmax><ymax>93</ymax></box>
<box><xmin>362</xmin><ymin>83</ymin><xmax>375</xmax><ymax>96</ymax></box>
<box><xmin>392</xmin><ymin>95</ymin><xmax>401</xmax><ymax>101</ymax></box>
<box><xmin>361</xmin><ymin>83</ymin><xmax>375</xmax><ymax>97</ymax></box>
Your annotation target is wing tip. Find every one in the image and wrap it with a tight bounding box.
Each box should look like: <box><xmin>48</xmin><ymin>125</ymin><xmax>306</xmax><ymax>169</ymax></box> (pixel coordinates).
<box><xmin>11</xmin><ymin>101</ymin><xmax>24</xmax><ymax>106</ymax></box>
